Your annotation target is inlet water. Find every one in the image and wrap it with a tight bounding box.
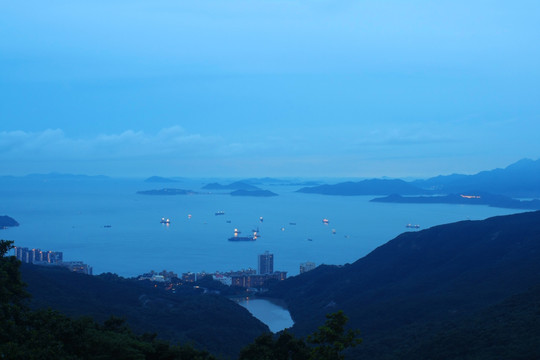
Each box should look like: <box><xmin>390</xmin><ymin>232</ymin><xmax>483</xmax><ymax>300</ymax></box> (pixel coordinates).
<box><xmin>237</xmin><ymin>298</ymin><xmax>294</xmax><ymax>333</ymax></box>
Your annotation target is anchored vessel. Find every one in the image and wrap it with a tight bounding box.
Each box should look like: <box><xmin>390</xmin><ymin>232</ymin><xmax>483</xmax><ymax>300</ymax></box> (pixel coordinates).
<box><xmin>228</xmin><ymin>228</ymin><xmax>258</xmax><ymax>241</ymax></box>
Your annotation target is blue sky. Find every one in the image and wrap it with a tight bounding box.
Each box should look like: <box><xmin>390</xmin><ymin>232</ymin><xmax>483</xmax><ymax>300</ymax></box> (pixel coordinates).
<box><xmin>1</xmin><ymin>0</ymin><xmax>539</xmax><ymax>178</ymax></box>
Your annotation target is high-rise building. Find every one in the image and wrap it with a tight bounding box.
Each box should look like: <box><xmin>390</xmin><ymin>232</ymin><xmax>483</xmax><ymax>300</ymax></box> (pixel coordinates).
<box><xmin>300</xmin><ymin>261</ymin><xmax>317</xmax><ymax>274</ymax></box>
<box><xmin>258</xmin><ymin>251</ymin><xmax>274</xmax><ymax>275</ymax></box>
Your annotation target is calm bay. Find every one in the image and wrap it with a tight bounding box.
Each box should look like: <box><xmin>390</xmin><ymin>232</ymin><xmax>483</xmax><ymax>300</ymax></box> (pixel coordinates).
<box><xmin>0</xmin><ymin>177</ymin><xmax>524</xmax><ymax>277</ymax></box>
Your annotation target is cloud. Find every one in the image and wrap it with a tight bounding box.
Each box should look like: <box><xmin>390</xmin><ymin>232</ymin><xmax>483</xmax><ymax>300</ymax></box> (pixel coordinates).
<box><xmin>0</xmin><ymin>127</ymin><xmax>226</xmax><ymax>161</ymax></box>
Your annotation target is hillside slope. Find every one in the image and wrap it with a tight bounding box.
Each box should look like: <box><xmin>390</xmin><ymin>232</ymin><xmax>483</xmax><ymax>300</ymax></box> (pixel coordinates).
<box><xmin>20</xmin><ymin>265</ymin><xmax>268</xmax><ymax>358</ymax></box>
<box><xmin>269</xmin><ymin>210</ymin><xmax>540</xmax><ymax>358</ymax></box>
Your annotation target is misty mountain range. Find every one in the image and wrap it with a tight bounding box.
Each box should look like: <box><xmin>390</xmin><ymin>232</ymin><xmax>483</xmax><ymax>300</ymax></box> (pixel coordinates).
<box><xmin>296</xmin><ymin>158</ymin><xmax>540</xmax><ymax>209</ymax></box>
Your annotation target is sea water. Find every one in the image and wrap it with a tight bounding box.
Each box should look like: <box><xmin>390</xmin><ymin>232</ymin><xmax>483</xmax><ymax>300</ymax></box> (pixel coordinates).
<box><xmin>0</xmin><ymin>177</ymin><xmax>525</xmax><ymax>277</ymax></box>
<box><xmin>237</xmin><ymin>298</ymin><xmax>294</xmax><ymax>333</ymax></box>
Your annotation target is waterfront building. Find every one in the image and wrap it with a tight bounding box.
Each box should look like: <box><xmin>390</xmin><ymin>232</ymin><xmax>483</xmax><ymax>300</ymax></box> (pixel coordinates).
<box><xmin>258</xmin><ymin>251</ymin><xmax>274</xmax><ymax>275</ymax></box>
<box><xmin>14</xmin><ymin>246</ymin><xmax>90</xmax><ymax>275</ymax></box>
<box><xmin>139</xmin><ymin>270</ymin><xmax>178</xmax><ymax>282</ymax></box>
<box><xmin>230</xmin><ymin>271</ymin><xmax>287</xmax><ymax>288</ymax></box>
<box><xmin>181</xmin><ymin>272</ymin><xmax>197</xmax><ymax>283</ymax></box>
<box><xmin>300</xmin><ymin>261</ymin><xmax>317</xmax><ymax>274</ymax></box>
<box><xmin>14</xmin><ymin>246</ymin><xmax>64</xmax><ymax>265</ymax></box>
<box><xmin>213</xmin><ymin>274</ymin><xmax>232</xmax><ymax>286</ymax></box>
<box><xmin>62</xmin><ymin>261</ymin><xmax>93</xmax><ymax>275</ymax></box>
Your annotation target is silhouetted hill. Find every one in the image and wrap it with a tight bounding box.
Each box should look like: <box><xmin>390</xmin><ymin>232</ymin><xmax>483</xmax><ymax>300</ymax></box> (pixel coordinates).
<box><xmin>399</xmin><ymin>284</ymin><xmax>540</xmax><ymax>360</ymax></box>
<box><xmin>136</xmin><ymin>188</ymin><xmax>198</xmax><ymax>195</ymax></box>
<box><xmin>203</xmin><ymin>182</ymin><xmax>261</xmax><ymax>191</ymax></box>
<box><xmin>371</xmin><ymin>192</ymin><xmax>540</xmax><ymax>210</ymax></box>
<box><xmin>144</xmin><ymin>176</ymin><xmax>180</xmax><ymax>183</ymax></box>
<box><xmin>296</xmin><ymin>179</ymin><xmax>429</xmax><ymax>195</ymax></box>
<box><xmin>269</xmin><ymin>210</ymin><xmax>540</xmax><ymax>359</ymax></box>
<box><xmin>239</xmin><ymin>177</ymin><xmax>285</xmax><ymax>185</ymax></box>
<box><xmin>20</xmin><ymin>265</ymin><xmax>268</xmax><ymax>358</ymax></box>
<box><xmin>415</xmin><ymin>158</ymin><xmax>540</xmax><ymax>197</ymax></box>
<box><xmin>230</xmin><ymin>189</ymin><xmax>278</xmax><ymax>197</ymax></box>
<box><xmin>25</xmin><ymin>173</ymin><xmax>110</xmax><ymax>180</ymax></box>
<box><xmin>0</xmin><ymin>215</ymin><xmax>19</xmax><ymax>227</ymax></box>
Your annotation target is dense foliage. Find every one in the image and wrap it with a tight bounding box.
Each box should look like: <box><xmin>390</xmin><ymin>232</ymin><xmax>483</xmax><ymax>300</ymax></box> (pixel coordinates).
<box><xmin>269</xmin><ymin>210</ymin><xmax>540</xmax><ymax>358</ymax></box>
<box><xmin>2</xmin><ymin>240</ymin><xmax>363</xmax><ymax>359</ymax></box>
<box><xmin>19</xmin><ymin>262</ymin><xmax>268</xmax><ymax>357</ymax></box>
<box><xmin>1</xmin><ymin>239</ymin><xmax>217</xmax><ymax>360</ymax></box>
<box><xmin>238</xmin><ymin>311</ymin><xmax>361</xmax><ymax>360</ymax></box>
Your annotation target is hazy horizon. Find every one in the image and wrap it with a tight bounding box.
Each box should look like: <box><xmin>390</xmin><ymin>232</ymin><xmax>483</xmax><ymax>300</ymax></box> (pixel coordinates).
<box><xmin>2</xmin><ymin>1</ymin><xmax>539</xmax><ymax>178</ymax></box>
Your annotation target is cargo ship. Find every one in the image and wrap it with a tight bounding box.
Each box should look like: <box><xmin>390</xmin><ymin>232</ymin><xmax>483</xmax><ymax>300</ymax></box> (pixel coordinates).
<box><xmin>228</xmin><ymin>228</ymin><xmax>258</xmax><ymax>241</ymax></box>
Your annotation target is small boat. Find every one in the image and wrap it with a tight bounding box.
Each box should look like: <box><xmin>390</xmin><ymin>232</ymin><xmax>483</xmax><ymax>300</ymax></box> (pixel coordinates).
<box><xmin>289</xmin><ymin>222</ymin><xmax>297</xmax><ymax>225</ymax></box>
<box><xmin>332</xmin><ymin>229</ymin><xmax>336</xmax><ymax>234</ymax></box>
<box><xmin>188</xmin><ymin>214</ymin><xmax>192</xmax><ymax>219</ymax></box>
<box><xmin>307</xmin><ymin>238</ymin><xmax>313</xmax><ymax>241</ymax></box>
<box><xmin>215</xmin><ymin>211</ymin><xmax>225</xmax><ymax>216</ymax></box>
<box><xmin>406</xmin><ymin>224</ymin><xmax>420</xmax><ymax>229</ymax></box>
<box><xmin>322</xmin><ymin>218</ymin><xmax>329</xmax><ymax>224</ymax></box>
<box><xmin>103</xmin><ymin>225</ymin><xmax>112</xmax><ymax>228</ymax></box>
<box><xmin>259</xmin><ymin>216</ymin><xmax>264</xmax><ymax>222</ymax></box>
<box><xmin>160</xmin><ymin>218</ymin><xmax>171</xmax><ymax>224</ymax></box>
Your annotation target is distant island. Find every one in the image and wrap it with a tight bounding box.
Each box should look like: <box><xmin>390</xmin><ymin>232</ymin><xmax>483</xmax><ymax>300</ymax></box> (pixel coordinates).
<box><xmin>370</xmin><ymin>193</ymin><xmax>540</xmax><ymax>210</ymax></box>
<box><xmin>22</xmin><ymin>173</ymin><xmax>110</xmax><ymax>180</ymax></box>
<box><xmin>295</xmin><ymin>158</ymin><xmax>540</xmax><ymax>200</ymax></box>
<box><xmin>239</xmin><ymin>177</ymin><xmax>286</xmax><ymax>185</ymax></box>
<box><xmin>230</xmin><ymin>189</ymin><xmax>278</xmax><ymax>197</ymax></box>
<box><xmin>144</xmin><ymin>176</ymin><xmax>179</xmax><ymax>183</ymax></box>
<box><xmin>238</xmin><ymin>177</ymin><xmax>321</xmax><ymax>186</ymax></box>
<box><xmin>0</xmin><ymin>215</ymin><xmax>19</xmax><ymax>228</ymax></box>
<box><xmin>203</xmin><ymin>181</ymin><xmax>261</xmax><ymax>191</ymax></box>
<box><xmin>412</xmin><ymin>158</ymin><xmax>540</xmax><ymax>198</ymax></box>
<box><xmin>296</xmin><ymin>179</ymin><xmax>430</xmax><ymax>196</ymax></box>
<box><xmin>136</xmin><ymin>188</ymin><xmax>198</xmax><ymax>196</ymax></box>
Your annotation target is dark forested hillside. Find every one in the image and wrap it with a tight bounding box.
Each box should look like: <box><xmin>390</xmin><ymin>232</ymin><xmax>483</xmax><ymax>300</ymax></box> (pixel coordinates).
<box><xmin>269</xmin><ymin>210</ymin><xmax>540</xmax><ymax>359</ymax></box>
<box><xmin>20</xmin><ymin>264</ymin><xmax>268</xmax><ymax>358</ymax></box>
<box><xmin>400</xmin><ymin>284</ymin><xmax>540</xmax><ymax>360</ymax></box>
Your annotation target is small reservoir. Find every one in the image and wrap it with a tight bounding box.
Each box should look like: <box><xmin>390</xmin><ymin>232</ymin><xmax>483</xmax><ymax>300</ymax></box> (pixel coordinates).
<box><xmin>237</xmin><ymin>298</ymin><xmax>294</xmax><ymax>333</ymax></box>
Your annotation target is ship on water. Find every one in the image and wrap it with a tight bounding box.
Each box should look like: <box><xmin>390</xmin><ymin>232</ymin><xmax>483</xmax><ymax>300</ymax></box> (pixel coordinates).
<box><xmin>228</xmin><ymin>228</ymin><xmax>259</xmax><ymax>241</ymax></box>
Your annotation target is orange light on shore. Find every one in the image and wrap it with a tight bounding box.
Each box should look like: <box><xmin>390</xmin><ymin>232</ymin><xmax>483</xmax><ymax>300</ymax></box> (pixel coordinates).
<box><xmin>460</xmin><ymin>194</ymin><xmax>481</xmax><ymax>199</ymax></box>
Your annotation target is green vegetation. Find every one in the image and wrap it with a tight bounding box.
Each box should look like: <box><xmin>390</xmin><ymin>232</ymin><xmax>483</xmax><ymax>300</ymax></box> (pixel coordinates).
<box><xmin>238</xmin><ymin>311</ymin><xmax>361</xmax><ymax>360</ymax></box>
<box><xmin>19</xmin><ymin>263</ymin><xmax>268</xmax><ymax>358</ymax></box>
<box><xmin>8</xmin><ymin>210</ymin><xmax>540</xmax><ymax>359</ymax></box>
<box><xmin>1</xmin><ymin>239</ymin><xmax>217</xmax><ymax>360</ymax></box>
<box><xmin>4</xmin><ymin>239</ymin><xmax>362</xmax><ymax>359</ymax></box>
<box><xmin>269</xmin><ymin>210</ymin><xmax>540</xmax><ymax>359</ymax></box>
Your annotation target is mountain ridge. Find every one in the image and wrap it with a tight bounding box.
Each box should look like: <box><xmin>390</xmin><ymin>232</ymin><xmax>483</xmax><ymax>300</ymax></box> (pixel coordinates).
<box><xmin>269</xmin><ymin>210</ymin><xmax>540</xmax><ymax>358</ymax></box>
